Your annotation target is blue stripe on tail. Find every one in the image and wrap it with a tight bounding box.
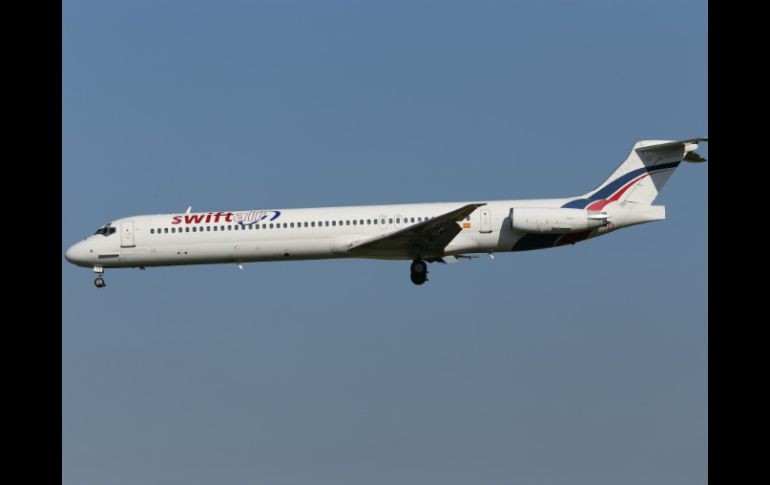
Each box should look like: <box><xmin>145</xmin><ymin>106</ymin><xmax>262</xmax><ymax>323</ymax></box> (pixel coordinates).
<box><xmin>561</xmin><ymin>161</ymin><xmax>680</xmax><ymax>208</ymax></box>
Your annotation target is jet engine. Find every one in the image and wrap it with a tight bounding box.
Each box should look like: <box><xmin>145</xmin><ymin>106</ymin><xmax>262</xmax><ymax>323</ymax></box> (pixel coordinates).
<box><xmin>511</xmin><ymin>207</ymin><xmax>608</xmax><ymax>234</ymax></box>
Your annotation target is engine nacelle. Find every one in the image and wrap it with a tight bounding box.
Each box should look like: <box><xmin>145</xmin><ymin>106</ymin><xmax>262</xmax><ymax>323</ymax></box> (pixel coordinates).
<box><xmin>511</xmin><ymin>207</ymin><xmax>608</xmax><ymax>234</ymax></box>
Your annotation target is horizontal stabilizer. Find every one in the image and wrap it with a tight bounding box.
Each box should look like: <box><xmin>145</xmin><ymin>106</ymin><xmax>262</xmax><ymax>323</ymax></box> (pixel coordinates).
<box><xmin>684</xmin><ymin>151</ymin><xmax>707</xmax><ymax>163</ymax></box>
<box><xmin>636</xmin><ymin>137</ymin><xmax>708</xmax><ymax>163</ymax></box>
<box><xmin>635</xmin><ymin>137</ymin><xmax>708</xmax><ymax>153</ymax></box>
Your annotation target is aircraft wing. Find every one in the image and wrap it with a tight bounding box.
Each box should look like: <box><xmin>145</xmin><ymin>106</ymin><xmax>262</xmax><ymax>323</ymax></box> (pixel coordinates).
<box><xmin>348</xmin><ymin>203</ymin><xmax>486</xmax><ymax>256</ymax></box>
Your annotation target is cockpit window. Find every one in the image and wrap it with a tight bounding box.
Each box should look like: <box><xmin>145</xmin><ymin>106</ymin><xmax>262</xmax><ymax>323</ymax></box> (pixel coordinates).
<box><xmin>94</xmin><ymin>223</ymin><xmax>116</xmax><ymax>236</ymax></box>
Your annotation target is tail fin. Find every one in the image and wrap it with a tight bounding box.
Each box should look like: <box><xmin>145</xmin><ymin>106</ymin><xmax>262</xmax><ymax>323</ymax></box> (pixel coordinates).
<box><xmin>563</xmin><ymin>138</ymin><xmax>707</xmax><ymax>209</ymax></box>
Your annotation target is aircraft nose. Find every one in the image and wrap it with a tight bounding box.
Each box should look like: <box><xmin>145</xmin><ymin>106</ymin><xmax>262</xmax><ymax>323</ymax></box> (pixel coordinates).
<box><xmin>65</xmin><ymin>242</ymin><xmax>89</xmax><ymax>266</ymax></box>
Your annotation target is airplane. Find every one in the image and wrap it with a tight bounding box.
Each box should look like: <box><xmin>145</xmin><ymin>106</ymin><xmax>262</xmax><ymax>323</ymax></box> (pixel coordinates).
<box><xmin>66</xmin><ymin>137</ymin><xmax>707</xmax><ymax>288</ymax></box>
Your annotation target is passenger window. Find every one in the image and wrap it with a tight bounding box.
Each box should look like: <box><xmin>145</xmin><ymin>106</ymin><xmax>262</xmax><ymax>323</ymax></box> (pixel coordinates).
<box><xmin>207</xmin><ymin>226</ymin><xmax>211</xmax><ymax>231</ymax></box>
<box><xmin>234</xmin><ymin>225</ymin><xmax>239</xmax><ymax>230</ymax></box>
<box><xmin>192</xmin><ymin>227</ymin><xmax>196</xmax><ymax>232</ymax></box>
<box><xmin>396</xmin><ymin>218</ymin><xmax>400</xmax><ymax>223</ymax></box>
<box><xmin>346</xmin><ymin>220</ymin><xmax>350</xmax><ymax>225</ymax></box>
<box><xmin>325</xmin><ymin>221</ymin><xmax>329</xmax><ymax>226</ymax></box>
<box><xmin>213</xmin><ymin>226</ymin><xmax>218</xmax><ymax>231</ymax></box>
<box><xmin>389</xmin><ymin>218</ymin><xmax>393</xmax><ymax>224</ymax></box>
<box><xmin>164</xmin><ymin>228</ymin><xmax>168</xmax><ymax>233</ymax></box>
<box><xmin>269</xmin><ymin>223</ymin><xmax>274</xmax><ymax>229</ymax></box>
<box><xmin>221</xmin><ymin>225</ymin><xmax>225</xmax><ymax>231</ymax></box>
<box><xmin>290</xmin><ymin>222</ymin><xmax>295</xmax><ymax>228</ymax></box>
<box><xmin>150</xmin><ymin>229</ymin><xmax>155</xmax><ymax>234</ymax></box>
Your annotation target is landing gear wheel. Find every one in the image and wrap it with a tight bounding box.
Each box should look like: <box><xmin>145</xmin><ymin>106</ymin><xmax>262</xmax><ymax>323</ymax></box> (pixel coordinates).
<box><xmin>410</xmin><ymin>259</ymin><xmax>428</xmax><ymax>285</ymax></box>
<box><xmin>410</xmin><ymin>273</ymin><xmax>427</xmax><ymax>285</ymax></box>
<box><xmin>94</xmin><ymin>277</ymin><xmax>106</xmax><ymax>288</ymax></box>
<box><xmin>410</xmin><ymin>260</ymin><xmax>427</xmax><ymax>274</ymax></box>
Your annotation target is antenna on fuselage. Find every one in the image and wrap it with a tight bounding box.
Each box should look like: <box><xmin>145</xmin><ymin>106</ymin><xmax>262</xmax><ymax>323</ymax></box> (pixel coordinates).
<box><xmin>185</xmin><ymin>206</ymin><xmax>192</xmax><ymax>214</ymax></box>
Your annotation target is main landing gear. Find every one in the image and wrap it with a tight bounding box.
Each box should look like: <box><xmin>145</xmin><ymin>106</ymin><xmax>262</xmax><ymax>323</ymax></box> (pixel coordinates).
<box><xmin>93</xmin><ymin>266</ymin><xmax>106</xmax><ymax>288</ymax></box>
<box><xmin>410</xmin><ymin>259</ymin><xmax>428</xmax><ymax>285</ymax></box>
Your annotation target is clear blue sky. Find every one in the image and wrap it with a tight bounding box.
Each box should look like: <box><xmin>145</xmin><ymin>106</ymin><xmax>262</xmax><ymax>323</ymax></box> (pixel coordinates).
<box><xmin>62</xmin><ymin>1</ymin><xmax>708</xmax><ymax>484</ymax></box>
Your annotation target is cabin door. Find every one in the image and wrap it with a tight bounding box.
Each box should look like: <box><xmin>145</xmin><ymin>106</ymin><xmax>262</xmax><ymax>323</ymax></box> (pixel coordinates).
<box><xmin>121</xmin><ymin>220</ymin><xmax>136</xmax><ymax>247</ymax></box>
<box><xmin>479</xmin><ymin>209</ymin><xmax>492</xmax><ymax>233</ymax></box>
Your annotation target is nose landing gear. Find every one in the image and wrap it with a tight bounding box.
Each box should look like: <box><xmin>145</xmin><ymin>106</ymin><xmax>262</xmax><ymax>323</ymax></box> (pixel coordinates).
<box><xmin>93</xmin><ymin>266</ymin><xmax>106</xmax><ymax>288</ymax></box>
<box><xmin>410</xmin><ymin>259</ymin><xmax>428</xmax><ymax>285</ymax></box>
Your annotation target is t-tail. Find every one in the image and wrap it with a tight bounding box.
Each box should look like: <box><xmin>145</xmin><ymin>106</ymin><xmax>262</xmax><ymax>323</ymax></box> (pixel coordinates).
<box><xmin>564</xmin><ymin>137</ymin><xmax>708</xmax><ymax>211</ymax></box>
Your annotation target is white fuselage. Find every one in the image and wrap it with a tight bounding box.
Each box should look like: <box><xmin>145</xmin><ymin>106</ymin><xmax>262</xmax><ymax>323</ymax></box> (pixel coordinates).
<box><xmin>66</xmin><ymin>197</ymin><xmax>633</xmax><ymax>269</ymax></box>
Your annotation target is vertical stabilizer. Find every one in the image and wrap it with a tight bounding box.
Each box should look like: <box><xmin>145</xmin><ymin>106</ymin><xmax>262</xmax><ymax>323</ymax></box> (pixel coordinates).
<box><xmin>562</xmin><ymin>138</ymin><xmax>707</xmax><ymax>210</ymax></box>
